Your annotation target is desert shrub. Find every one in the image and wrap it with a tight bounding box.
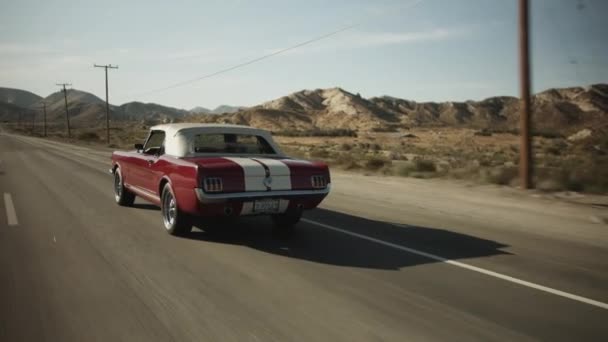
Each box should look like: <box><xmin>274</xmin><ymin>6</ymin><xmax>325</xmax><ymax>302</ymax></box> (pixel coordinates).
<box><xmin>371</xmin><ymin>143</ymin><xmax>382</xmax><ymax>152</ymax></box>
<box><xmin>309</xmin><ymin>148</ymin><xmax>330</xmax><ymax>159</ymax></box>
<box><xmin>543</xmin><ymin>145</ymin><xmax>561</xmax><ymax>156</ymax></box>
<box><xmin>474</xmin><ymin>129</ymin><xmax>493</xmax><ymax>137</ymax></box>
<box><xmin>342</xmin><ymin>161</ymin><xmax>361</xmax><ymax>170</ymax></box>
<box><xmin>485</xmin><ymin>166</ymin><xmax>518</xmax><ymax>185</ymax></box>
<box><xmin>388</xmin><ymin>152</ymin><xmax>406</xmax><ymax>160</ymax></box>
<box><xmin>78</xmin><ymin>132</ymin><xmax>99</xmax><ymax>141</ymax></box>
<box><xmin>414</xmin><ymin>159</ymin><xmax>437</xmax><ymax>172</ymax></box>
<box><xmin>275</xmin><ymin>129</ymin><xmax>357</xmax><ymax>137</ymax></box>
<box><xmin>552</xmin><ymin>158</ymin><xmax>608</xmax><ymax>193</ymax></box>
<box><xmin>478</xmin><ymin>158</ymin><xmax>492</xmax><ymax>167</ymax></box>
<box><xmin>533</xmin><ymin>129</ymin><xmax>563</xmax><ymax>139</ymax></box>
<box><xmin>364</xmin><ymin>157</ymin><xmax>391</xmax><ymax>171</ymax></box>
<box><xmin>340</xmin><ymin>143</ymin><xmax>353</xmax><ymax>151</ymax></box>
<box><xmin>396</xmin><ymin>164</ymin><xmax>412</xmax><ymax>177</ymax></box>
<box><xmin>490</xmin><ymin>128</ymin><xmax>519</xmax><ymax>135</ymax></box>
<box><xmin>371</xmin><ymin>126</ymin><xmax>399</xmax><ymax>132</ymax></box>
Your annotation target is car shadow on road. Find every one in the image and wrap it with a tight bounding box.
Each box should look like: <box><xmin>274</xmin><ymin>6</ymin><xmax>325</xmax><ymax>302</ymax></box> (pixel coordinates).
<box><xmin>183</xmin><ymin>208</ymin><xmax>511</xmax><ymax>270</ymax></box>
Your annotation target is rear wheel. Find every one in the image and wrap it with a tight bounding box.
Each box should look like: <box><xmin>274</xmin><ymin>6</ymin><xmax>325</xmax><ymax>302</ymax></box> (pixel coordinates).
<box><xmin>114</xmin><ymin>168</ymin><xmax>135</xmax><ymax>206</ymax></box>
<box><xmin>161</xmin><ymin>183</ymin><xmax>192</xmax><ymax>236</ymax></box>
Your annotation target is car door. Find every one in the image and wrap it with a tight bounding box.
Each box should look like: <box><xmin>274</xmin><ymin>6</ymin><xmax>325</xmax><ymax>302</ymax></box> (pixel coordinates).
<box><xmin>139</xmin><ymin>130</ymin><xmax>166</xmax><ymax>194</ymax></box>
<box><xmin>129</xmin><ymin>130</ymin><xmax>165</xmax><ymax>194</ymax></box>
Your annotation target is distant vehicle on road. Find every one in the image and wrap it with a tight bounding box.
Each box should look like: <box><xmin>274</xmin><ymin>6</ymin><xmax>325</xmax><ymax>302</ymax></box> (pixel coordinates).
<box><xmin>110</xmin><ymin>123</ymin><xmax>331</xmax><ymax>235</ymax></box>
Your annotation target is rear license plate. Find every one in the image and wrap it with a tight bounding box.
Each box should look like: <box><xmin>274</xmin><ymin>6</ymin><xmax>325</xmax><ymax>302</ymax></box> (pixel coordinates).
<box><xmin>253</xmin><ymin>199</ymin><xmax>280</xmax><ymax>213</ymax></box>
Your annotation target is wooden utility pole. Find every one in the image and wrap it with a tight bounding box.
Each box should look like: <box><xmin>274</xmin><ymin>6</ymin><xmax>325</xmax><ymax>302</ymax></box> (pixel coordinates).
<box><xmin>42</xmin><ymin>102</ymin><xmax>47</xmax><ymax>137</ymax></box>
<box><xmin>94</xmin><ymin>64</ymin><xmax>118</xmax><ymax>144</ymax></box>
<box><xmin>56</xmin><ymin>83</ymin><xmax>72</xmax><ymax>138</ymax></box>
<box><xmin>519</xmin><ymin>0</ymin><xmax>533</xmax><ymax>189</ymax></box>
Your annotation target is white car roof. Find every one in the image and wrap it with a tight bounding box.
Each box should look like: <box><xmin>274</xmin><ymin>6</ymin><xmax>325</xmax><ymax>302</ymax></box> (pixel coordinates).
<box><xmin>150</xmin><ymin>123</ymin><xmax>267</xmax><ymax>137</ymax></box>
<box><xmin>148</xmin><ymin>123</ymin><xmax>284</xmax><ymax>157</ymax></box>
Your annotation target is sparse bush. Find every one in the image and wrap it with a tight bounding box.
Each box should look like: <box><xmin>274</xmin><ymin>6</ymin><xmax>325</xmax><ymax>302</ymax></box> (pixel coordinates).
<box><xmin>474</xmin><ymin>129</ymin><xmax>493</xmax><ymax>137</ymax></box>
<box><xmin>388</xmin><ymin>152</ymin><xmax>406</xmax><ymax>160</ymax></box>
<box><xmin>396</xmin><ymin>164</ymin><xmax>412</xmax><ymax>177</ymax></box>
<box><xmin>414</xmin><ymin>159</ymin><xmax>437</xmax><ymax>172</ymax></box>
<box><xmin>78</xmin><ymin>132</ymin><xmax>99</xmax><ymax>141</ymax></box>
<box><xmin>340</xmin><ymin>143</ymin><xmax>353</xmax><ymax>151</ymax></box>
<box><xmin>485</xmin><ymin>166</ymin><xmax>518</xmax><ymax>185</ymax></box>
<box><xmin>310</xmin><ymin>148</ymin><xmax>330</xmax><ymax>159</ymax></box>
<box><xmin>371</xmin><ymin>126</ymin><xmax>399</xmax><ymax>133</ymax></box>
<box><xmin>275</xmin><ymin>128</ymin><xmax>357</xmax><ymax>137</ymax></box>
<box><xmin>533</xmin><ymin>129</ymin><xmax>563</xmax><ymax>139</ymax></box>
<box><xmin>364</xmin><ymin>157</ymin><xmax>390</xmax><ymax>171</ymax></box>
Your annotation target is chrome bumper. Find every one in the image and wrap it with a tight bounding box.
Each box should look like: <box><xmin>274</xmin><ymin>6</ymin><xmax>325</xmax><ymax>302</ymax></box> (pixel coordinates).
<box><xmin>195</xmin><ymin>184</ymin><xmax>331</xmax><ymax>204</ymax></box>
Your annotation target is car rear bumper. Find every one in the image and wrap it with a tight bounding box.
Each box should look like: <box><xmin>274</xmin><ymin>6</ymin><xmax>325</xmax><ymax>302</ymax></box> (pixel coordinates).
<box><xmin>194</xmin><ymin>185</ymin><xmax>331</xmax><ymax>204</ymax></box>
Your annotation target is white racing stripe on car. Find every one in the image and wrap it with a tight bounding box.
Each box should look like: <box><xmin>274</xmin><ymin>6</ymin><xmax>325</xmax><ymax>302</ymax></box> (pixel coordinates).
<box><xmin>252</xmin><ymin>158</ymin><xmax>292</xmax><ymax>190</ymax></box>
<box><xmin>223</xmin><ymin>157</ymin><xmax>267</xmax><ymax>191</ymax></box>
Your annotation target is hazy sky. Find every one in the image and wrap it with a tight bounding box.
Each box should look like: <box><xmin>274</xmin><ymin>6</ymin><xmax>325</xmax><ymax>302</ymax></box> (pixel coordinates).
<box><xmin>1</xmin><ymin>0</ymin><xmax>607</xmax><ymax>109</ymax></box>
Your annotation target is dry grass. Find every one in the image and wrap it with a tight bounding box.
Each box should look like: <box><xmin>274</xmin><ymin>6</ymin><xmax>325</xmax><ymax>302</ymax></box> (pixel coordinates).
<box><xmin>277</xmin><ymin>127</ymin><xmax>608</xmax><ymax>193</ymax></box>
<box><xmin>6</xmin><ymin>123</ymin><xmax>607</xmax><ymax>194</ymax></box>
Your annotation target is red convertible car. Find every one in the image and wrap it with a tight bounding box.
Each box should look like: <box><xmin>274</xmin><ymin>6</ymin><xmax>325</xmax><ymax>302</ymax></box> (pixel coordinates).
<box><xmin>110</xmin><ymin>123</ymin><xmax>331</xmax><ymax>235</ymax></box>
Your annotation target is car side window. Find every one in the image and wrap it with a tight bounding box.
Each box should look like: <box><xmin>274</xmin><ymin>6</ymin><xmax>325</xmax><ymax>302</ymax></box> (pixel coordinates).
<box><xmin>143</xmin><ymin>131</ymin><xmax>166</xmax><ymax>155</ymax></box>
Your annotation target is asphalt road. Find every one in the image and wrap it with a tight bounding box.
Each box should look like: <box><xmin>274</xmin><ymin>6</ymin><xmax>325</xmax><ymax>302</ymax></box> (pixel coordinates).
<box><xmin>1</xmin><ymin>132</ymin><xmax>607</xmax><ymax>341</ymax></box>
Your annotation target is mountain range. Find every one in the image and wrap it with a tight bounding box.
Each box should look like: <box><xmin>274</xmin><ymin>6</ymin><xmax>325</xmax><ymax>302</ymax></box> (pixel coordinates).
<box><xmin>1</xmin><ymin>84</ymin><xmax>606</xmax><ymax>134</ymax></box>
<box><xmin>0</xmin><ymin>87</ymin><xmax>240</xmax><ymax>125</ymax></box>
<box><xmin>202</xmin><ymin>85</ymin><xmax>608</xmax><ymax>134</ymax></box>
<box><xmin>190</xmin><ymin>105</ymin><xmax>245</xmax><ymax>115</ymax></box>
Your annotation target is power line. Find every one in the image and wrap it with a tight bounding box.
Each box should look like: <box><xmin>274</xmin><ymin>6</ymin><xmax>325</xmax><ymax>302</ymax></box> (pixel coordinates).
<box><xmin>94</xmin><ymin>64</ymin><xmax>119</xmax><ymax>145</ymax></box>
<box><xmin>131</xmin><ymin>0</ymin><xmax>426</xmax><ymax>99</ymax></box>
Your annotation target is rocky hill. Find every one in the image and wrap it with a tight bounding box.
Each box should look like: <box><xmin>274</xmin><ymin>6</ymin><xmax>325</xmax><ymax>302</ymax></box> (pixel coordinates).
<box><xmin>206</xmin><ymin>84</ymin><xmax>608</xmax><ymax>134</ymax></box>
<box><xmin>118</xmin><ymin>102</ymin><xmax>188</xmax><ymax>122</ymax></box>
<box><xmin>0</xmin><ymin>87</ymin><xmax>43</xmax><ymax>108</ymax></box>
<box><xmin>0</xmin><ymin>88</ymin><xmax>190</xmax><ymax>125</ymax></box>
<box><xmin>1</xmin><ymin>84</ymin><xmax>606</xmax><ymax>134</ymax></box>
<box><xmin>190</xmin><ymin>105</ymin><xmax>245</xmax><ymax>115</ymax></box>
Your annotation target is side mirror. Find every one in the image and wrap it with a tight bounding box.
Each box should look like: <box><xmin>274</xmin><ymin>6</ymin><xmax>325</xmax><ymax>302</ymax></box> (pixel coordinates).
<box><xmin>134</xmin><ymin>143</ymin><xmax>144</xmax><ymax>152</ymax></box>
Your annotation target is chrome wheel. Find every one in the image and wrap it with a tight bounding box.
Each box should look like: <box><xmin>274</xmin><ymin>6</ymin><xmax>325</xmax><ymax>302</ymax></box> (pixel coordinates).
<box><xmin>162</xmin><ymin>191</ymin><xmax>177</xmax><ymax>229</ymax></box>
<box><xmin>114</xmin><ymin>171</ymin><xmax>122</xmax><ymax>201</ymax></box>
<box><xmin>160</xmin><ymin>183</ymin><xmax>191</xmax><ymax>235</ymax></box>
<box><xmin>113</xmin><ymin>167</ymin><xmax>135</xmax><ymax>206</ymax></box>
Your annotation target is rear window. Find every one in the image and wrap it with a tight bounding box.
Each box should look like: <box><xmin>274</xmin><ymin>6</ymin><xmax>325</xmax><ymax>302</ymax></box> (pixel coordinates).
<box><xmin>191</xmin><ymin>134</ymin><xmax>276</xmax><ymax>155</ymax></box>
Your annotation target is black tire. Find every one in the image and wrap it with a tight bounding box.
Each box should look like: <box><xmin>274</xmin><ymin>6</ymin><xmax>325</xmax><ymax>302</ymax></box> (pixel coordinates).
<box><xmin>271</xmin><ymin>209</ymin><xmax>302</xmax><ymax>235</ymax></box>
<box><xmin>161</xmin><ymin>183</ymin><xmax>192</xmax><ymax>236</ymax></box>
<box><xmin>114</xmin><ymin>167</ymin><xmax>135</xmax><ymax>207</ymax></box>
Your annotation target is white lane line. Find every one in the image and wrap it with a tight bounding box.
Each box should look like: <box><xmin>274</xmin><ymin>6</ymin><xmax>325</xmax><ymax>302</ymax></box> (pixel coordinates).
<box><xmin>302</xmin><ymin>218</ymin><xmax>608</xmax><ymax>310</ymax></box>
<box><xmin>3</xmin><ymin>193</ymin><xmax>18</xmax><ymax>226</ymax></box>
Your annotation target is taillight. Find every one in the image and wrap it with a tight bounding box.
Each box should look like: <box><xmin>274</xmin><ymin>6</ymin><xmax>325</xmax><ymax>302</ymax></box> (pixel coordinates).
<box><xmin>203</xmin><ymin>177</ymin><xmax>223</xmax><ymax>193</ymax></box>
<box><xmin>311</xmin><ymin>175</ymin><xmax>327</xmax><ymax>189</ymax></box>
